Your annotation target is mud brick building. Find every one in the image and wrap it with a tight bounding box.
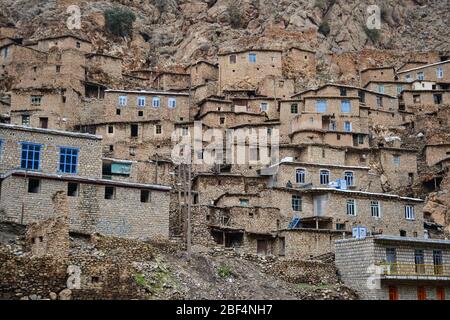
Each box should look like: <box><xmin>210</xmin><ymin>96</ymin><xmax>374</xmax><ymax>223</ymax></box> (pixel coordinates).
<box><xmin>0</xmin><ymin>124</ymin><xmax>171</xmax><ymax>240</ymax></box>
<box><xmin>335</xmin><ymin>236</ymin><xmax>450</xmax><ymax>300</ymax></box>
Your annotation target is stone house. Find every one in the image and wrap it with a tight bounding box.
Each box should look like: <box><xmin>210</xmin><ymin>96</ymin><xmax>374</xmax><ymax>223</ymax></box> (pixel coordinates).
<box><xmin>29</xmin><ymin>35</ymin><xmax>93</xmax><ymax>53</ymax></box>
<box><xmin>153</xmin><ymin>71</ymin><xmax>191</xmax><ymax>91</ymax></box>
<box><xmin>399</xmin><ymin>89</ymin><xmax>450</xmax><ymax>114</ymax></box>
<box><xmin>218</xmin><ymin>49</ymin><xmax>283</xmax><ymax>94</ymax></box>
<box><xmin>0</xmin><ymin>124</ymin><xmax>171</xmax><ymax>240</ymax></box>
<box><xmin>424</xmin><ymin>144</ymin><xmax>450</xmax><ymax>167</ymax></box>
<box><xmin>360</xmin><ymin>66</ymin><xmax>396</xmax><ymax>87</ymax></box>
<box><xmin>397</xmin><ymin>60</ymin><xmax>450</xmax><ymax>83</ymax></box>
<box><xmin>256</xmin><ymin>76</ymin><xmax>294</xmax><ymax>100</ymax></box>
<box><xmin>364</xmin><ymin>81</ymin><xmax>412</xmax><ymax>97</ymax></box>
<box><xmin>0</xmin><ymin>43</ymin><xmax>47</xmax><ymax>82</ymax></box>
<box><xmin>186</xmin><ymin>60</ymin><xmax>218</xmax><ymax>87</ymax></box>
<box><xmin>283</xmin><ymin>47</ymin><xmax>316</xmax><ymax>79</ymax></box>
<box><xmin>85</xmin><ymin>53</ymin><xmax>123</xmax><ymax>79</ymax></box>
<box><xmin>335</xmin><ymin>236</ymin><xmax>450</xmax><ymax>300</ymax></box>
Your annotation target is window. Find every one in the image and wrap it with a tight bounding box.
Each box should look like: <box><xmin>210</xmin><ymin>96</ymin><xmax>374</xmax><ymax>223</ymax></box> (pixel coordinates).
<box><xmin>291</xmin><ymin>103</ymin><xmax>298</xmax><ymax>114</ymax></box>
<box><xmin>417</xmin><ymin>287</ymin><xmax>426</xmax><ymax>300</ymax></box>
<box><xmin>229</xmin><ymin>54</ymin><xmax>236</xmax><ymax>64</ymax></box>
<box><xmin>437</xmin><ymin>287</ymin><xmax>445</xmax><ymax>301</ymax></box>
<box><xmin>31</xmin><ymin>96</ymin><xmax>42</xmax><ymax>105</ymax></box>
<box><xmin>137</xmin><ymin>96</ymin><xmax>146</xmax><ymax>107</ymax></box>
<box><xmin>378</xmin><ymin>84</ymin><xmax>385</xmax><ymax>94</ymax></box>
<box><xmin>340</xmin><ymin>100</ymin><xmax>351</xmax><ymax>113</ymax></box>
<box><xmin>346</xmin><ymin>199</ymin><xmax>356</xmax><ymax>216</ymax></box>
<box><xmin>67</xmin><ymin>183</ymin><xmax>79</xmax><ymax>197</ymax></box>
<box><xmin>22</xmin><ymin>115</ymin><xmax>31</xmax><ymax>127</ymax></box>
<box><xmin>56</xmin><ymin>65</ymin><xmax>61</xmax><ymax>73</ymax></box>
<box><xmin>21</xmin><ymin>143</ymin><xmax>41</xmax><ymax>170</ymax></box>
<box><xmin>405</xmin><ymin>205</ymin><xmax>415</xmax><ymax>220</ymax></box>
<box><xmin>370</xmin><ymin>200</ymin><xmax>381</xmax><ymax>218</ymax></box>
<box><xmin>108</xmin><ymin>125</ymin><xmax>114</xmax><ymax>134</ymax></box>
<box><xmin>141</xmin><ymin>190</ymin><xmax>151</xmax><ymax>203</ymax></box>
<box><xmin>155</xmin><ymin>124</ymin><xmax>162</xmax><ymax>135</ymax></box>
<box><xmin>28</xmin><ymin>178</ymin><xmax>40</xmax><ymax>193</ymax></box>
<box><xmin>413</xmin><ymin>94</ymin><xmax>421</xmax><ymax>104</ymax></box>
<box><xmin>358</xmin><ymin>91</ymin><xmax>365</xmax><ymax>103</ymax></box>
<box><xmin>339</xmin><ymin>87</ymin><xmax>347</xmax><ymax>96</ymax></box>
<box><xmin>116</xmin><ymin>108</ymin><xmax>121</xmax><ymax>115</ymax></box>
<box><xmin>405</xmin><ymin>74</ymin><xmax>412</xmax><ymax>82</ymax></box>
<box><xmin>336</xmin><ymin>223</ymin><xmax>346</xmax><ymax>230</ymax></box>
<box><xmin>415</xmin><ymin>249</ymin><xmax>425</xmax><ymax>274</ymax></box>
<box><xmin>39</xmin><ymin>117</ymin><xmax>48</xmax><ymax>129</ymax></box>
<box><xmin>130</xmin><ymin>124</ymin><xmax>139</xmax><ymax>137</ymax></box>
<box><xmin>344</xmin><ymin>171</ymin><xmax>354</xmax><ymax>186</ymax></box>
<box><xmin>295</xmin><ymin>168</ymin><xmax>305</xmax><ymax>184</ymax></box>
<box><xmin>376</xmin><ymin>96</ymin><xmax>383</xmax><ymax>107</ymax></box>
<box><xmin>417</xmin><ymin>72</ymin><xmax>424</xmax><ymax>81</ymax></box>
<box><xmin>2</xmin><ymin>46</ymin><xmax>8</xmax><ymax>58</ymax></box>
<box><xmin>181</xmin><ymin>127</ymin><xmax>189</xmax><ymax>136</ymax></box>
<box><xmin>386</xmin><ymin>248</ymin><xmax>397</xmax><ymax>265</ymax></box>
<box><xmin>219</xmin><ymin>117</ymin><xmax>225</xmax><ymax>125</ymax></box>
<box><xmin>138</xmin><ymin>110</ymin><xmax>143</xmax><ymax>117</ymax></box>
<box><xmin>433</xmin><ymin>94</ymin><xmax>443</xmax><ymax>104</ymax></box>
<box><xmin>437</xmin><ymin>67</ymin><xmax>444</xmax><ymax>79</ymax></box>
<box><xmin>76</xmin><ymin>41</ymin><xmax>81</xmax><ymax>48</ymax></box>
<box><xmin>59</xmin><ymin>147</ymin><xmax>78</xmax><ymax>174</ymax></box>
<box><xmin>292</xmin><ymin>195</ymin><xmax>302</xmax><ymax>211</ymax></box>
<box><xmin>329</xmin><ymin>121</ymin><xmax>337</xmax><ymax>131</ymax></box>
<box><xmin>344</xmin><ymin>121</ymin><xmax>352</xmax><ymax>132</ymax></box>
<box><xmin>396</xmin><ymin>84</ymin><xmax>403</xmax><ymax>95</ymax></box>
<box><xmin>260</xmin><ymin>102</ymin><xmax>268</xmax><ymax>112</ymax></box>
<box><xmin>168</xmin><ymin>98</ymin><xmax>177</xmax><ymax>108</ymax></box>
<box><xmin>400</xmin><ymin>230</ymin><xmax>407</xmax><ymax>237</ymax></box>
<box><xmin>388</xmin><ymin>286</ymin><xmax>398</xmax><ymax>301</ymax></box>
<box><xmin>433</xmin><ymin>250</ymin><xmax>443</xmax><ymax>275</ymax></box>
<box><xmin>239</xmin><ymin>199</ymin><xmax>249</xmax><ymax>206</ymax></box>
<box><xmin>119</xmin><ymin>96</ymin><xmax>127</xmax><ymax>106</ymax></box>
<box><xmin>129</xmin><ymin>146</ymin><xmax>136</xmax><ymax>156</ymax></box>
<box><xmin>248</xmin><ymin>53</ymin><xmax>257</xmax><ymax>63</ymax></box>
<box><xmin>357</xmin><ymin>134</ymin><xmax>364</xmax><ymax>145</ymax></box>
<box><xmin>152</xmin><ymin>97</ymin><xmax>160</xmax><ymax>108</ymax></box>
<box><xmin>105</xmin><ymin>186</ymin><xmax>115</xmax><ymax>200</ymax></box>
<box><xmin>320</xmin><ymin>170</ymin><xmax>329</xmax><ymax>185</ymax></box>
<box><xmin>393</xmin><ymin>155</ymin><xmax>400</xmax><ymax>166</ymax></box>
<box><xmin>316</xmin><ymin>100</ymin><xmax>327</xmax><ymax>113</ymax></box>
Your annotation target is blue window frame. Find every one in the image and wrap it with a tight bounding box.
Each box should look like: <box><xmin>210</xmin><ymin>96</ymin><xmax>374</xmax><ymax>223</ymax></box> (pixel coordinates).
<box><xmin>397</xmin><ymin>85</ymin><xmax>403</xmax><ymax>95</ymax></box>
<box><xmin>0</xmin><ymin>139</ymin><xmax>3</xmax><ymax>157</ymax></box>
<box><xmin>417</xmin><ymin>72</ymin><xmax>424</xmax><ymax>81</ymax></box>
<box><xmin>248</xmin><ymin>53</ymin><xmax>257</xmax><ymax>63</ymax></box>
<box><xmin>344</xmin><ymin>121</ymin><xmax>352</xmax><ymax>132</ymax></box>
<box><xmin>316</xmin><ymin>100</ymin><xmax>327</xmax><ymax>113</ymax></box>
<box><xmin>341</xmin><ymin>100</ymin><xmax>351</xmax><ymax>113</ymax></box>
<box><xmin>378</xmin><ymin>84</ymin><xmax>385</xmax><ymax>94</ymax></box>
<box><xmin>21</xmin><ymin>143</ymin><xmax>41</xmax><ymax>171</ymax></box>
<box><xmin>59</xmin><ymin>147</ymin><xmax>79</xmax><ymax>174</ymax></box>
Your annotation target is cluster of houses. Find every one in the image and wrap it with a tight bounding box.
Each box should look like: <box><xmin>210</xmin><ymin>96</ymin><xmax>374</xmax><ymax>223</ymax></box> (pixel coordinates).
<box><xmin>1</xmin><ymin>28</ymin><xmax>450</xmax><ymax>299</ymax></box>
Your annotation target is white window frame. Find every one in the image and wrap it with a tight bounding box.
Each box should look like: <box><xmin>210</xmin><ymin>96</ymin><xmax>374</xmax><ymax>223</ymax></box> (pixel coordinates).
<box><xmin>405</xmin><ymin>205</ymin><xmax>415</xmax><ymax>220</ymax></box>
<box><xmin>137</xmin><ymin>96</ymin><xmax>146</xmax><ymax>107</ymax></box>
<box><xmin>370</xmin><ymin>200</ymin><xmax>381</xmax><ymax>218</ymax></box>
<box><xmin>168</xmin><ymin>98</ymin><xmax>177</xmax><ymax>108</ymax></box>
<box><xmin>260</xmin><ymin>102</ymin><xmax>269</xmax><ymax>112</ymax></box>
<box><xmin>346</xmin><ymin>199</ymin><xmax>356</xmax><ymax>216</ymax></box>
<box><xmin>344</xmin><ymin>121</ymin><xmax>352</xmax><ymax>132</ymax></box>
<box><xmin>295</xmin><ymin>168</ymin><xmax>306</xmax><ymax>184</ymax></box>
<box><xmin>437</xmin><ymin>67</ymin><xmax>443</xmax><ymax>79</ymax></box>
<box><xmin>119</xmin><ymin>95</ymin><xmax>127</xmax><ymax>106</ymax></box>
<box><xmin>320</xmin><ymin>170</ymin><xmax>330</xmax><ymax>185</ymax></box>
<box><xmin>152</xmin><ymin>97</ymin><xmax>160</xmax><ymax>108</ymax></box>
<box><xmin>344</xmin><ymin>171</ymin><xmax>354</xmax><ymax>186</ymax></box>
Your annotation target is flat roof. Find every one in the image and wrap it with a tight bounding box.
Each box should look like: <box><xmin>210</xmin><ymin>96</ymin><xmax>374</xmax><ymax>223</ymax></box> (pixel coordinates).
<box><xmin>397</xmin><ymin>60</ymin><xmax>450</xmax><ymax>74</ymax></box>
<box><xmin>1</xmin><ymin>170</ymin><xmax>171</xmax><ymax>191</ymax></box>
<box><xmin>336</xmin><ymin>235</ymin><xmax>450</xmax><ymax>245</ymax></box>
<box><xmin>105</xmin><ymin>89</ymin><xmax>189</xmax><ymax>96</ymax></box>
<box><xmin>218</xmin><ymin>48</ymin><xmax>283</xmax><ymax>56</ymax></box>
<box><xmin>0</xmin><ymin>123</ymin><xmax>102</xmax><ymax>140</ymax></box>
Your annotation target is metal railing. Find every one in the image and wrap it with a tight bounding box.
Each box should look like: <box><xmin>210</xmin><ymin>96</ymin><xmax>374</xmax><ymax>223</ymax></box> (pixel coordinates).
<box><xmin>377</xmin><ymin>263</ymin><xmax>450</xmax><ymax>277</ymax></box>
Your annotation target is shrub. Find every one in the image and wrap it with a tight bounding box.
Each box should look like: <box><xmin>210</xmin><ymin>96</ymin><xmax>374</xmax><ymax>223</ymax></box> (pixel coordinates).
<box><xmin>318</xmin><ymin>20</ymin><xmax>330</xmax><ymax>36</ymax></box>
<box><xmin>227</xmin><ymin>1</ymin><xmax>242</xmax><ymax>29</ymax></box>
<box><xmin>314</xmin><ymin>0</ymin><xmax>327</xmax><ymax>10</ymax></box>
<box><xmin>218</xmin><ymin>265</ymin><xmax>232</xmax><ymax>278</ymax></box>
<box><xmin>104</xmin><ymin>7</ymin><xmax>136</xmax><ymax>37</ymax></box>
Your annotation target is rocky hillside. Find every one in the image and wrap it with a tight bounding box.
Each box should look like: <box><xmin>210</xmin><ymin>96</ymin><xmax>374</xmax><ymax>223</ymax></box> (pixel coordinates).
<box><xmin>1</xmin><ymin>0</ymin><xmax>449</xmax><ymax>72</ymax></box>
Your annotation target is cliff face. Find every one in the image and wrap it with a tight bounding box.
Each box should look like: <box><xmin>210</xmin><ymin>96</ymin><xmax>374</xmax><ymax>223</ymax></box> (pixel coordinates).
<box><xmin>1</xmin><ymin>0</ymin><xmax>449</xmax><ymax>73</ymax></box>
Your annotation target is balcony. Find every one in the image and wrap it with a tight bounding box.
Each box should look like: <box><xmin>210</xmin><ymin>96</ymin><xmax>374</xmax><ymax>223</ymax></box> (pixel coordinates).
<box><xmin>377</xmin><ymin>263</ymin><xmax>450</xmax><ymax>280</ymax></box>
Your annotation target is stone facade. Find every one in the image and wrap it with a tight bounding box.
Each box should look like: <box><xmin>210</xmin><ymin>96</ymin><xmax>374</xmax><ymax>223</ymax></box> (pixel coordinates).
<box><xmin>335</xmin><ymin>236</ymin><xmax>450</xmax><ymax>300</ymax></box>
